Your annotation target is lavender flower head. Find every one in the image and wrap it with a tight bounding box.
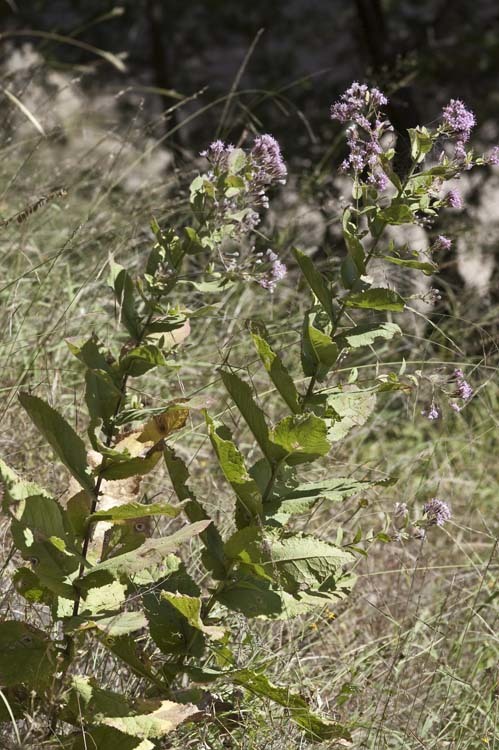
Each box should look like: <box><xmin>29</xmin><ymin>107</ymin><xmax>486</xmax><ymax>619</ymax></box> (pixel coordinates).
<box><xmin>442</xmin><ymin>99</ymin><xmax>476</xmax><ymax>142</ymax></box>
<box><xmin>441</xmin><ymin>99</ymin><xmax>476</xmax><ymax>161</ymax></box>
<box><xmin>259</xmin><ymin>249</ymin><xmax>287</xmax><ymax>293</ymax></box>
<box><xmin>330</xmin><ymin>82</ymin><xmax>391</xmax><ymax>189</ymax></box>
<box><xmin>200</xmin><ymin>140</ymin><xmax>234</xmax><ymax>170</ymax></box>
<box><xmin>330</xmin><ymin>82</ymin><xmax>387</xmax><ymax>123</ymax></box>
<box><xmin>423</xmin><ymin>498</ymin><xmax>452</xmax><ymax>527</ymax></box>
<box><xmin>486</xmin><ymin>146</ymin><xmax>499</xmax><ymax>166</ymax></box>
<box><xmin>446</xmin><ymin>189</ymin><xmax>463</xmax><ymax>209</ymax></box>
<box><xmin>453</xmin><ymin>368</ymin><xmax>473</xmax><ymax>401</ymax></box>
<box><xmin>422</xmin><ymin>403</ymin><xmax>440</xmax><ymax>421</ymax></box>
<box><xmin>433</xmin><ymin>235</ymin><xmax>452</xmax><ymax>252</ymax></box>
<box><xmin>250</xmin><ymin>134</ymin><xmax>287</xmax><ymax>186</ymax></box>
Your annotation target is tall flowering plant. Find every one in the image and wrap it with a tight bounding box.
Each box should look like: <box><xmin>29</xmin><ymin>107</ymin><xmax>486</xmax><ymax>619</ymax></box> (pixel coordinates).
<box><xmin>0</xmin><ymin>85</ymin><xmax>492</xmax><ymax>747</ymax></box>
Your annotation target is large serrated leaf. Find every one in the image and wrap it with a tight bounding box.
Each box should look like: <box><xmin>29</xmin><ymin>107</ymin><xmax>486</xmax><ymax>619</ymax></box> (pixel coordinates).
<box><xmin>292</xmin><ymin>248</ymin><xmax>335</xmax><ymax>322</ymax></box>
<box><xmin>207</xmin><ymin>416</ymin><xmax>263</xmax><ymax>526</ymax></box>
<box><xmin>336</xmin><ymin>322</ymin><xmax>402</xmax><ymax>349</ymax></box>
<box><xmin>0</xmin><ymin>457</ymin><xmax>51</xmax><ymax>506</ymax></box>
<box><xmin>301</xmin><ymin>315</ymin><xmax>338</xmax><ymax>381</ymax></box>
<box><xmin>80</xmin><ymin>520</ymin><xmax>210</xmax><ymax>586</ymax></box>
<box><xmin>230</xmin><ymin>669</ymin><xmax>351</xmax><ymax>742</ymax></box>
<box><xmin>163</xmin><ymin>446</ymin><xmax>225</xmax><ymax>577</ymax></box>
<box><xmin>220</xmin><ymin>369</ymin><xmax>285</xmax><ymax>464</ymax></box>
<box><xmin>161</xmin><ymin>593</ymin><xmax>224</xmax><ymax>639</ymax></box>
<box><xmin>326</xmin><ymin>387</ymin><xmax>377</xmax><ymax>442</ymax></box>
<box><xmin>250</xmin><ymin>322</ymin><xmax>300</xmax><ymax>413</ymax></box>
<box><xmin>265</xmin><ymin>477</ymin><xmax>379</xmax><ymax>521</ymax></box>
<box><xmin>225</xmin><ymin>528</ymin><xmax>353</xmax><ymax>594</ymax></box>
<box><xmin>0</xmin><ymin>621</ymin><xmax>57</xmax><ymax>688</ymax></box>
<box><xmin>271</xmin><ymin>414</ymin><xmax>330</xmax><ymax>465</ymax></box>
<box><xmin>19</xmin><ymin>392</ymin><xmax>95</xmax><ymax>493</ymax></box>
<box><xmin>344</xmin><ymin>288</ymin><xmax>405</xmax><ymax>311</ymax></box>
<box><xmin>89</xmin><ymin>501</ymin><xmax>180</xmax><ymax>524</ymax></box>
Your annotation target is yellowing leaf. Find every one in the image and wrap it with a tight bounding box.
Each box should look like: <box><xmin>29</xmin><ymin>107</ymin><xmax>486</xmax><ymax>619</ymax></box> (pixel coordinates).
<box><xmin>102</xmin><ymin>700</ymin><xmax>201</xmax><ymax>738</ymax></box>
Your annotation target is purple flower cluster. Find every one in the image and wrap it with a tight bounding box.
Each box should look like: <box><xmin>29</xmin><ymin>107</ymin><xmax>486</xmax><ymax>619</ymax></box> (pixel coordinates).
<box><xmin>250</xmin><ymin>134</ymin><xmax>287</xmax><ymax>187</ymax></box>
<box><xmin>200</xmin><ymin>139</ymin><xmax>234</xmax><ymax>170</ymax></box>
<box><xmin>441</xmin><ymin>99</ymin><xmax>476</xmax><ymax>160</ymax></box>
<box><xmin>422</xmin><ymin>403</ymin><xmax>440</xmax><ymax>421</ymax></box>
<box><xmin>486</xmin><ymin>146</ymin><xmax>499</xmax><ymax>166</ymax></box>
<box><xmin>446</xmin><ymin>189</ymin><xmax>463</xmax><ymax>209</ymax></box>
<box><xmin>330</xmin><ymin>82</ymin><xmax>387</xmax><ymax>123</ymax></box>
<box><xmin>433</xmin><ymin>235</ymin><xmax>452</xmax><ymax>252</ymax></box>
<box><xmin>453</xmin><ymin>369</ymin><xmax>473</xmax><ymax>401</ymax></box>
<box><xmin>330</xmin><ymin>82</ymin><xmax>391</xmax><ymax>190</ymax></box>
<box><xmin>199</xmin><ymin>134</ymin><xmax>286</xmax><ymax>238</ymax></box>
<box><xmin>259</xmin><ymin>249</ymin><xmax>287</xmax><ymax>293</ymax></box>
<box><xmin>423</xmin><ymin>498</ymin><xmax>452</xmax><ymax>527</ymax></box>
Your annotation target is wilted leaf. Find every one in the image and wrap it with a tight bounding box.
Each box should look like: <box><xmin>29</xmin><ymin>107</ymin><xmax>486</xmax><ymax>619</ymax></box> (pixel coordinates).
<box><xmin>80</xmin><ymin>520</ymin><xmax>210</xmax><ymax>586</ymax></box>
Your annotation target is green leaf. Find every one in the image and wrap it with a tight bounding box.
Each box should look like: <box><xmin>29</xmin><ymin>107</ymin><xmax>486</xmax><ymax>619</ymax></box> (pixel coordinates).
<box><xmin>380</xmin><ymin>255</ymin><xmax>437</xmax><ymax>275</ymax></box>
<box><xmin>379</xmin><ymin>203</ymin><xmax>414</xmax><ymax>225</ymax></box>
<box><xmin>292</xmin><ymin>248</ymin><xmax>335</xmax><ymax>322</ymax></box>
<box><xmin>271</xmin><ymin>414</ymin><xmax>329</xmax><ymax>465</ymax></box>
<box><xmin>336</xmin><ymin>322</ymin><xmax>402</xmax><ymax>349</ymax></box>
<box><xmin>250</xmin><ymin>322</ymin><xmax>300</xmax><ymax>413</ymax></box>
<box><xmin>0</xmin><ymin>457</ymin><xmax>51</xmax><ymax>507</ymax></box>
<box><xmin>161</xmin><ymin>593</ymin><xmax>224</xmax><ymax>639</ymax></box>
<box><xmin>408</xmin><ymin>126</ymin><xmax>434</xmax><ymax>163</ymax></box>
<box><xmin>108</xmin><ymin>261</ymin><xmax>141</xmax><ymax>339</ymax></box>
<box><xmin>227</xmin><ymin>147</ymin><xmax>247</xmax><ymax>174</ymax></box>
<box><xmin>207</xmin><ymin>416</ymin><xmax>263</xmax><ymax>526</ymax></box>
<box><xmin>220</xmin><ymin>369</ymin><xmax>285</xmax><ymax>464</ymax></box>
<box><xmin>80</xmin><ymin>520</ymin><xmax>210</xmax><ymax>586</ymax></box>
<box><xmin>230</xmin><ymin>669</ymin><xmax>351</xmax><ymax>741</ymax></box>
<box><xmin>163</xmin><ymin>446</ymin><xmax>226</xmax><ymax>577</ymax></box>
<box><xmin>86</xmin><ymin>611</ymin><xmax>148</xmax><ymax>638</ymax></box>
<box><xmin>264</xmin><ymin>477</ymin><xmax>380</xmax><ymax>521</ymax></box>
<box><xmin>66</xmin><ymin>727</ymin><xmax>154</xmax><ymax>750</ymax></box>
<box><xmin>225</xmin><ymin>528</ymin><xmax>353</xmax><ymax>594</ymax></box>
<box><xmin>301</xmin><ymin>317</ymin><xmax>339</xmax><ymax>381</ymax></box>
<box><xmin>344</xmin><ymin>288</ymin><xmax>405</xmax><ymax>311</ymax></box>
<box><xmin>120</xmin><ymin>344</ymin><xmax>169</xmax><ymax>377</ymax></box>
<box><xmin>326</xmin><ymin>387</ymin><xmax>377</xmax><ymax>442</ymax></box>
<box><xmin>85</xmin><ymin>369</ymin><xmax>122</xmax><ymax>429</ymax></box>
<box><xmin>19</xmin><ymin>392</ymin><xmax>95</xmax><ymax>494</ymax></box>
<box><xmin>0</xmin><ymin>621</ymin><xmax>56</xmax><ymax>688</ymax></box>
<box><xmin>89</xmin><ymin>501</ymin><xmax>180</xmax><ymax>524</ymax></box>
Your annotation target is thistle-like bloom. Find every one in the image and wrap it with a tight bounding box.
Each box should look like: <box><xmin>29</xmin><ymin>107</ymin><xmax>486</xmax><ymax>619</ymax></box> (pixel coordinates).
<box><xmin>441</xmin><ymin>99</ymin><xmax>475</xmax><ymax>162</ymax></box>
<box><xmin>259</xmin><ymin>249</ymin><xmax>287</xmax><ymax>293</ymax></box>
<box><xmin>330</xmin><ymin>82</ymin><xmax>387</xmax><ymax>122</ymax></box>
<box><xmin>200</xmin><ymin>140</ymin><xmax>234</xmax><ymax>170</ymax></box>
<box><xmin>422</xmin><ymin>404</ymin><xmax>440</xmax><ymax>420</ymax></box>
<box><xmin>330</xmin><ymin>82</ymin><xmax>391</xmax><ymax>190</ymax></box>
<box><xmin>433</xmin><ymin>235</ymin><xmax>452</xmax><ymax>252</ymax></box>
<box><xmin>250</xmin><ymin>134</ymin><xmax>287</xmax><ymax>186</ymax></box>
<box><xmin>453</xmin><ymin>368</ymin><xmax>473</xmax><ymax>400</ymax></box>
<box><xmin>446</xmin><ymin>189</ymin><xmax>463</xmax><ymax>209</ymax></box>
<box><xmin>423</xmin><ymin>498</ymin><xmax>452</xmax><ymax>526</ymax></box>
<box><xmin>486</xmin><ymin>146</ymin><xmax>499</xmax><ymax>166</ymax></box>
<box><xmin>441</xmin><ymin>99</ymin><xmax>476</xmax><ymax>142</ymax></box>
